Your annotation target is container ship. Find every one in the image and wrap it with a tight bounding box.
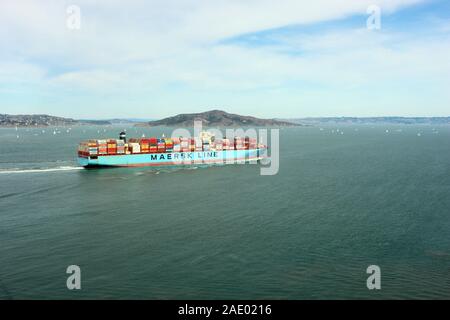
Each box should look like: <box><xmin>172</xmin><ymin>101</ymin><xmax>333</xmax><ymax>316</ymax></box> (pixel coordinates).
<box><xmin>77</xmin><ymin>131</ymin><xmax>267</xmax><ymax>168</ymax></box>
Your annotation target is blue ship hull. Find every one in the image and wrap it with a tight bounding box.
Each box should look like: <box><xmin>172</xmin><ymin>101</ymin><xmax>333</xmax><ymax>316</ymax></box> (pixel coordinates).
<box><xmin>78</xmin><ymin>148</ymin><xmax>265</xmax><ymax>168</ymax></box>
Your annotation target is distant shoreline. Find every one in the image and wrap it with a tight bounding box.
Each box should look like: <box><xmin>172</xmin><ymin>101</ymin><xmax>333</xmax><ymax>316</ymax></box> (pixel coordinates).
<box><xmin>1</xmin><ymin>113</ymin><xmax>450</xmax><ymax>127</ymax></box>
<box><xmin>288</xmin><ymin>117</ymin><xmax>450</xmax><ymax>126</ymax></box>
<box><xmin>3</xmin><ymin>122</ymin><xmax>450</xmax><ymax>129</ymax></box>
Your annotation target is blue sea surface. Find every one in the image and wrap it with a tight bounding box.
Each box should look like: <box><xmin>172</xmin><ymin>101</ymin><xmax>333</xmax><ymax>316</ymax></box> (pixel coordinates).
<box><xmin>0</xmin><ymin>125</ymin><xmax>449</xmax><ymax>299</ymax></box>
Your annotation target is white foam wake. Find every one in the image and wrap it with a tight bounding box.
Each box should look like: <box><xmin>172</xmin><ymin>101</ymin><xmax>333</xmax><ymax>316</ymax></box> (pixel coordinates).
<box><xmin>0</xmin><ymin>166</ymin><xmax>84</xmax><ymax>174</ymax></box>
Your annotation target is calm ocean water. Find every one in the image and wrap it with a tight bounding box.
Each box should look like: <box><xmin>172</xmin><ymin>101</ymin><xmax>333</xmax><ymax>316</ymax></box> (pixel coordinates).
<box><xmin>0</xmin><ymin>125</ymin><xmax>449</xmax><ymax>299</ymax></box>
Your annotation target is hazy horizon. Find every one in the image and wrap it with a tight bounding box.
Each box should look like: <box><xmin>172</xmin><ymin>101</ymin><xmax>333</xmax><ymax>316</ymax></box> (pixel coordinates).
<box><xmin>3</xmin><ymin>110</ymin><xmax>450</xmax><ymax>121</ymax></box>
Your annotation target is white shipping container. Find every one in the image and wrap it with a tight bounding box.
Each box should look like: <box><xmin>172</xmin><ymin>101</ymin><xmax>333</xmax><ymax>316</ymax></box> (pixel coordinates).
<box><xmin>129</xmin><ymin>143</ymin><xmax>141</xmax><ymax>153</ymax></box>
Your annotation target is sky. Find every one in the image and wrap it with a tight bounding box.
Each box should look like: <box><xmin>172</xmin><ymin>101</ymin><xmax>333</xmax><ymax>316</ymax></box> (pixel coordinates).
<box><xmin>0</xmin><ymin>0</ymin><xmax>449</xmax><ymax>119</ymax></box>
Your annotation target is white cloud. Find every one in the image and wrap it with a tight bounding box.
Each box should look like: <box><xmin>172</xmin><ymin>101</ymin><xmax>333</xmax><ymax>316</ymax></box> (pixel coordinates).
<box><xmin>2</xmin><ymin>0</ymin><xmax>450</xmax><ymax>117</ymax></box>
<box><xmin>0</xmin><ymin>0</ymin><xmax>424</xmax><ymax>64</ymax></box>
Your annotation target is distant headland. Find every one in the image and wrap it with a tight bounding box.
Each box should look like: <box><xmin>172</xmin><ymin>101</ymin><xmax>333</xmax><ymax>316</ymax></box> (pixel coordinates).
<box><xmin>0</xmin><ymin>114</ymin><xmax>110</xmax><ymax>127</ymax></box>
<box><xmin>137</xmin><ymin>110</ymin><xmax>299</xmax><ymax>127</ymax></box>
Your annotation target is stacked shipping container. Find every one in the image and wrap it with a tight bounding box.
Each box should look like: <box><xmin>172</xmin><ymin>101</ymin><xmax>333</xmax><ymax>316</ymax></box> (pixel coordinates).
<box><xmin>194</xmin><ymin>138</ymin><xmax>202</xmax><ymax>151</ymax></box>
<box><xmin>157</xmin><ymin>139</ymin><xmax>165</xmax><ymax>153</ymax></box>
<box><xmin>234</xmin><ymin>137</ymin><xmax>245</xmax><ymax>150</ymax></box>
<box><xmin>129</xmin><ymin>143</ymin><xmax>140</xmax><ymax>153</ymax></box>
<box><xmin>149</xmin><ymin>138</ymin><xmax>158</xmax><ymax>153</ymax></box>
<box><xmin>245</xmin><ymin>137</ymin><xmax>257</xmax><ymax>149</ymax></box>
<box><xmin>222</xmin><ymin>138</ymin><xmax>232</xmax><ymax>150</ymax></box>
<box><xmin>140</xmin><ymin>139</ymin><xmax>150</xmax><ymax>153</ymax></box>
<box><xmin>173</xmin><ymin>138</ymin><xmax>181</xmax><ymax>152</ymax></box>
<box><xmin>180</xmin><ymin>138</ymin><xmax>189</xmax><ymax>152</ymax></box>
<box><xmin>77</xmin><ymin>140</ymin><xmax>98</xmax><ymax>157</ymax></box>
<box><xmin>79</xmin><ymin>135</ymin><xmax>259</xmax><ymax>157</ymax></box>
<box><xmin>98</xmin><ymin>140</ymin><xmax>107</xmax><ymax>155</ymax></box>
<box><xmin>117</xmin><ymin>139</ymin><xmax>125</xmax><ymax>154</ymax></box>
<box><xmin>165</xmin><ymin>138</ymin><xmax>173</xmax><ymax>152</ymax></box>
<box><xmin>214</xmin><ymin>139</ymin><xmax>223</xmax><ymax>151</ymax></box>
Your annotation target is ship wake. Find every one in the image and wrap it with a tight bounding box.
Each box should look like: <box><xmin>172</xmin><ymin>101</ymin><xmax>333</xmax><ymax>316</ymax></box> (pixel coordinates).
<box><xmin>0</xmin><ymin>166</ymin><xmax>84</xmax><ymax>174</ymax></box>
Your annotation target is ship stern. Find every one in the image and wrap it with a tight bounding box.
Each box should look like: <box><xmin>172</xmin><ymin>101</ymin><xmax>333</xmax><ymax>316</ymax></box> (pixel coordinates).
<box><xmin>77</xmin><ymin>156</ymin><xmax>90</xmax><ymax>167</ymax></box>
